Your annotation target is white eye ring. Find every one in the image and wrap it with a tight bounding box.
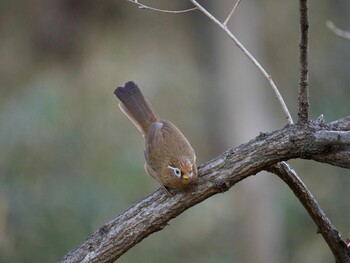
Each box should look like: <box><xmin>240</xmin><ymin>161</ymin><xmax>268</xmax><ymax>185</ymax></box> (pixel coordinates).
<box><xmin>173</xmin><ymin>168</ymin><xmax>181</xmax><ymax>177</ymax></box>
<box><xmin>167</xmin><ymin>165</ymin><xmax>182</xmax><ymax>178</ymax></box>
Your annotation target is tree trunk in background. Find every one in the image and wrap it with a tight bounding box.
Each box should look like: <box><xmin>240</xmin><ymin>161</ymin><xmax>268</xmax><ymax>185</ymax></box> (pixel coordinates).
<box><xmin>0</xmin><ymin>194</ymin><xmax>7</xmax><ymax>244</ymax></box>
<box><xmin>209</xmin><ymin>2</ymin><xmax>283</xmax><ymax>262</ymax></box>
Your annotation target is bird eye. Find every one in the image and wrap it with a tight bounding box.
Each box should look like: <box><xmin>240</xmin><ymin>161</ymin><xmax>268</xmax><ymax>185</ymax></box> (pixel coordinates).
<box><xmin>168</xmin><ymin>165</ymin><xmax>182</xmax><ymax>178</ymax></box>
<box><xmin>173</xmin><ymin>168</ymin><xmax>182</xmax><ymax>177</ymax></box>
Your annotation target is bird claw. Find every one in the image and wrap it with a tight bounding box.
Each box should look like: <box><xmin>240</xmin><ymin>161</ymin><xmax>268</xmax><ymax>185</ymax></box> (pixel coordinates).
<box><xmin>161</xmin><ymin>185</ymin><xmax>174</xmax><ymax>197</ymax></box>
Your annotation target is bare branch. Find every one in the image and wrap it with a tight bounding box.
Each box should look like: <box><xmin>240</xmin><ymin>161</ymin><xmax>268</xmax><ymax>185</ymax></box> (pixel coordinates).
<box><xmin>313</xmin><ymin>118</ymin><xmax>350</xmax><ymax>168</ymax></box>
<box><xmin>267</xmin><ymin>162</ymin><xmax>350</xmax><ymax>263</ymax></box>
<box><xmin>128</xmin><ymin>0</ymin><xmax>197</xmax><ymax>14</ymax></box>
<box><xmin>189</xmin><ymin>0</ymin><xmax>293</xmax><ymax>124</ymax></box>
<box><xmin>223</xmin><ymin>0</ymin><xmax>242</xmax><ymax>27</ymax></box>
<box><xmin>327</xmin><ymin>21</ymin><xmax>350</xmax><ymax>41</ymax></box>
<box><xmin>298</xmin><ymin>0</ymin><xmax>310</xmax><ymax>123</ymax></box>
<box><xmin>58</xmin><ymin>119</ymin><xmax>350</xmax><ymax>263</ymax></box>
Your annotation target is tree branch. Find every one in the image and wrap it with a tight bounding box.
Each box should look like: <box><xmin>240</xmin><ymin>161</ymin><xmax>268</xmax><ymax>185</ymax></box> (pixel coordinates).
<box><xmin>298</xmin><ymin>0</ymin><xmax>310</xmax><ymax>123</ymax></box>
<box><xmin>315</xmin><ymin>131</ymin><xmax>350</xmax><ymax>145</ymax></box>
<box><xmin>312</xmin><ymin>149</ymin><xmax>350</xmax><ymax>169</ymax></box>
<box><xmin>326</xmin><ymin>21</ymin><xmax>350</xmax><ymax>41</ymax></box>
<box><xmin>223</xmin><ymin>0</ymin><xmax>242</xmax><ymax>27</ymax></box>
<box><xmin>188</xmin><ymin>0</ymin><xmax>293</xmax><ymax>124</ymax></box>
<box><xmin>267</xmin><ymin>162</ymin><xmax>350</xmax><ymax>263</ymax></box>
<box><xmin>311</xmin><ymin>117</ymin><xmax>350</xmax><ymax>168</ymax></box>
<box><xmin>58</xmin><ymin>118</ymin><xmax>350</xmax><ymax>263</ymax></box>
<box><xmin>127</xmin><ymin>0</ymin><xmax>197</xmax><ymax>14</ymax></box>
<box><xmin>328</xmin><ymin>116</ymin><xmax>350</xmax><ymax>131</ymax></box>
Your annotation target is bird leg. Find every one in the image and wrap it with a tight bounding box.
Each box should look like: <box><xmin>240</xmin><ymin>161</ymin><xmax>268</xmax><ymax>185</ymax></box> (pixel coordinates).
<box><xmin>161</xmin><ymin>185</ymin><xmax>173</xmax><ymax>197</ymax></box>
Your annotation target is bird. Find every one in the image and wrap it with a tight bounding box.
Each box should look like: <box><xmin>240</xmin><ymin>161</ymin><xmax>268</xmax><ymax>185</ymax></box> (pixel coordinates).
<box><xmin>113</xmin><ymin>81</ymin><xmax>197</xmax><ymax>195</ymax></box>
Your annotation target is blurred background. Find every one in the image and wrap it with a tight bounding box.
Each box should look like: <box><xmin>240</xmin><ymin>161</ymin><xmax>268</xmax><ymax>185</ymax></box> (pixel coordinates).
<box><xmin>0</xmin><ymin>0</ymin><xmax>350</xmax><ymax>262</ymax></box>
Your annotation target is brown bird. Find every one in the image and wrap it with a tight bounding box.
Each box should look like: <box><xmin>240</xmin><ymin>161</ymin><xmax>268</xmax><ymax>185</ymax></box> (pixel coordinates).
<box><xmin>114</xmin><ymin>81</ymin><xmax>197</xmax><ymax>195</ymax></box>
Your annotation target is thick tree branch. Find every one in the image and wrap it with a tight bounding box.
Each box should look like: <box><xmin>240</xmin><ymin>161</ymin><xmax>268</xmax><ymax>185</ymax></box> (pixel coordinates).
<box><xmin>315</xmin><ymin>131</ymin><xmax>350</xmax><ymax>145</ymax></box>
<box><xmin>311</xmin><ymin>117</ymin><xmax>350</xmax><ymax>168</ymax></box>
<box><xmin>267</xmin><ymin>162</ymin><xmax>350</xmax><ymax>263</ymax></box>
<box><xmin>312</xmin><ymin>149</ymin><xmax>350</xmax><ymax>169</ymax></box>
<box><xmin>328</xmin><ymin>116</ymin><xmax>350</xmax><ymax>131</ymax></box>
<box><xmin>298</xmin><ymin>0</ymin><xmax>310</xmax><ymax>123</ymax></box>
<box><xmin>58</xmin><ymin>118</ymin><xmax>350</xmax><ymax>263</ymax></box>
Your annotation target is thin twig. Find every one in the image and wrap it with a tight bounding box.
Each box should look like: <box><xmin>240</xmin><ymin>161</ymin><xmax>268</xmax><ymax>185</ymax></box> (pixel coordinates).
<box><xmin>128</xmin><ymin>0</ymin><xmax>197</xmax><ymax>14</ymax></box>
<box><xmin>267</xmin><ymin>162</ymin><xmax>350</xmax><ymax>263</ymax></box>
<box><xmin>298</xmin><ymin>0</ymin><xmax>309</xmax><ymax>124</ymax></box>
<box><xmin>189</xmin><ymin>0</ymin><xmax>293</xmax><ymax>124</ymax></box>
<box><xmin>223</xmin><ymin>0</ymin><xmax>242</xmax><ymax>27</ymax></box>
<box><xmin>326</xmin><ymin>21</ymin><xmax>350</xmax><ymax>41</ymax></box>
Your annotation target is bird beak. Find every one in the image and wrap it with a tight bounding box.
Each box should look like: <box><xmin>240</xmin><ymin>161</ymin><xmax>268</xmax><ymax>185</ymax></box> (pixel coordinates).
<box><xmin>183</xmin><ymin>172</ymin><xmax>193</xmax><ymax>180</ymax></box>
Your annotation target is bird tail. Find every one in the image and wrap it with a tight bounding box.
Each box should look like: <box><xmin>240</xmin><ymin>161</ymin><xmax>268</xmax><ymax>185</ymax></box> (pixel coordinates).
<box><xmin>114</xmin><ymin>81</ymin><xmax>158</xmax><ymax>136</ymax></box>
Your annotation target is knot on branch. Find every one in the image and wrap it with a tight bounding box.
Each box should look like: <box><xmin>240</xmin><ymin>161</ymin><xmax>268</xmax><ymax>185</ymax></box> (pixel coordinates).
<box><xmin>257</xmin><ymin>132</ymin><xmax>267</xmax><ymax>140</ymax></box>
<box><xmin>99</xmin><ymin>224</ymin><xmax>109</xmax><ymax>236</ymax></box>
<box><xmin>215</xmin><ymin>179</ymin><xmax>230</xmax><ymax>193</ymax></box>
